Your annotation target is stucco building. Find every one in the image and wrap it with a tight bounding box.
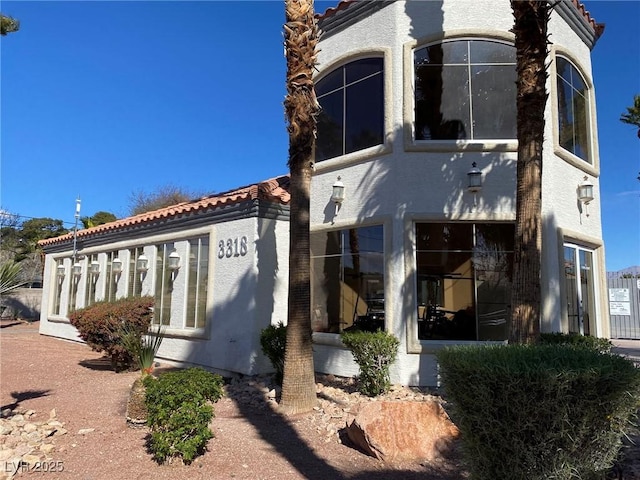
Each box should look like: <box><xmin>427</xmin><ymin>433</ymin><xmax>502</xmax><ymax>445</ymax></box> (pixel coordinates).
<box><xmin>39</xmin><ymin>0</ymin><xmax>607</xmax><ymax>386</ymax></box>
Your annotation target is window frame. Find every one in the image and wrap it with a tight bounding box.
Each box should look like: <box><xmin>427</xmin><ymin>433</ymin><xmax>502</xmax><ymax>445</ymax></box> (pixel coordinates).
<box><xmin>407</xmin><ymin>220</ymin><xmax>514</xmax><ymax>353</ymax></box>
<box><xmin>153</xmin><ymin>243</ymin><xmax>174</xmax><ymax>326</ymax></box>
<box><xmin>105</xmin><ymin>251</ymin><xmax>119</xmax><ymax>302</ymax></box>
<box><xmin>413</xmin><ymin>38</ymin><xmax>517</xmax><ymax>142</ymax></box>
<box><xmin>553</xmin><ymin>52</ymin><xmax>596</xmax><ymax>170</ymax></box>
<box><xmin>403</xmin><ymin>33</ymin><xmax>518</xmax><ymax>153</ymax></box>
<box><xmin>316</xmin><ymin>57</ymin><xmax>385</xmax><ymax>163</ymax></box>
<box><xmin>84</xmin><ymin>253</ymin><xmax>99</xmax><ymax>308</ymax></box>
<box><xmin>310</xmin><ymin>224</ymin><xmax>386</xmax><ymax>335</ymax></box>
<box><xmin>127</xmin><ymin>247</ymin><xmax>145</xmax><ymax>298</ymax></box>
<box><xmin>51</xmin><ymin>258</ymin><xmax>65</xmax><ymax>316</ymax></box>
<box><xmin>185</xmin><ymin>236</ymin><xmax>210</xmax><ymax>330</ymax></box>
<box><xmin>313</xmin><ymin>50</ymin><xmax>392</xmax><ymax>172</ymax></box>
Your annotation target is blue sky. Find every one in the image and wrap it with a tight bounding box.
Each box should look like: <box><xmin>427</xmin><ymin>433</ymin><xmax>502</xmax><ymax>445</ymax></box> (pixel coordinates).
<box><xmin>1</xmin><ymin>1</ymin><xmax>638</xmax><ymax>272</ymax></box>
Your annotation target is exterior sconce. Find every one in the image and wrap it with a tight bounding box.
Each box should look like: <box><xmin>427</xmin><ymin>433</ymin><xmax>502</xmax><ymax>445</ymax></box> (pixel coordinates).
<box><xmin>577</xmin><ymin>176</ymin><xmax>594</xmax><ymax>217</ymax></box>
<box><xmin>111</xmin><ymin>258</ymin><xmax>123</xmax><ymax>275</ymax></box>
<box><xmin>56</xmin><ymin>265</ymin><xmax>66</xmax><ymax>278</ymax></box>
<box><xmin>168</xmin><ymin>251</ymin><xmax>181</xmax><ymax>271</ymax></box>
<box><xmin>90</xmin><ymin>261</ymin><xmax>100</xmax><ymax>275</ymax></box>
<box><xmin>467</xmin><ymin>162</ymin><xmax>482</xmax><ymax>208</ymax></box>
<box><xmin>331</xmin><ymin>176</ymin><xmax>345</xmax><ymax>219</ymax></box>
<box><xmin>137</xmin><ymin>254</ymin><xmax>149</xmax><ymax>273</ymax></box>
<box><xmin>72</xmin><ymin>263</ymin><xmax>83</xmax><ymax>277</ymax></box>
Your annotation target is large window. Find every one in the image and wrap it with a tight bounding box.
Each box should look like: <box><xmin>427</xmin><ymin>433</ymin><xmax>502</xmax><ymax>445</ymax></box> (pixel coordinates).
<box><xmin>128</xmin><ymin>247</ymin><xmax>144</xmax><ymax>297</ymax></box>
<box><xmin>415</xmin><ymin>223</ymin><xmax>514</xmax><ymax>341</ymax></box>
<box><xmin>186</xmin><ymin>237</ymin><xmax>209</xmax><ymax>329</ymax></box>
<box><xmin>154</xmin><ymin>243</ymin><xmax>174</xmax><ymax>326</ymax></box>
<box><xmin>84</xmin><ymin>254</ymin><xmax>98</xmax><ymax>307</ymax></box>
<box><xmin>316</xmin><ymin>58</ymin><xmax>384</xmax><ymax>162</ymax></box>
<box><xmin>556</xmin><ymin>57</ymin><xmax>591</xmax><ymax>162</ymax></box>
<box><xmin>68</xmin><ymin>263</ymin><xmax>80</xmax><ymax>313</ymax></box>
<box><xmin>52</xmin><ymin>259</ymin><xmax>64</xmax><ymax>316</ymax></box>
<box><xmin>105</xmin><ymin>251</ymin><xmax>119</xmax><ymax>302</ymax></box>
<box><xmin>311</xmin><ymin>225</ymin><xmax>384</xmax><ymax>333</ymax></box>
<box><xmin>414</xmin><ymin>39</ymin><xmax>516</xmax><ymax>141</ymax></box>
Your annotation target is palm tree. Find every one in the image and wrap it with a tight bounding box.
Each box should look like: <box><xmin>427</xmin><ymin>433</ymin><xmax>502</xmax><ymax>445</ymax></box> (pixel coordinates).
<box><xmin>280</xmin><ymin>0</ymin><xmax>320</xmax><ymax>414</ymax></box>
<box><xmin>0</xmin><ymin>14</ymin><xmax>19</xmax><ymax>36</ymax></box>
<box><xmin>620</xmin><ymin>94</ymin><xmax>640</xmax><ymax>139</ymax></box>
<box><xmin>508</xmin><ymin>1</ymin><xmax>550</xmax><ymax>344</ymax></box>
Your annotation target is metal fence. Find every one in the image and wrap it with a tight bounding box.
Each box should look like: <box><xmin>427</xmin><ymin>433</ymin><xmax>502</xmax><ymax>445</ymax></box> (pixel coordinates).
<box><xmin>607</xmin><ymin>276</ymin><xmax>640</xmax><ymax>339</ymax></box>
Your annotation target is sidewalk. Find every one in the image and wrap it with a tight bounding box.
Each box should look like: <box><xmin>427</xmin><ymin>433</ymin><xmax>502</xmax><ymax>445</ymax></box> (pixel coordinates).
<box><xmin>611</xmin><ymin>339</ymin><xmax>640</xmax><ymax>365</ymax></box>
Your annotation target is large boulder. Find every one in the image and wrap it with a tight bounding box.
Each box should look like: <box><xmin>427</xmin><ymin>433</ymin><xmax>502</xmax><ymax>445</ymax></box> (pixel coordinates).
<box><xmin>345</xmin><ymin>400</ymin><xmax>459</xmax><ymax>463</ymax></box>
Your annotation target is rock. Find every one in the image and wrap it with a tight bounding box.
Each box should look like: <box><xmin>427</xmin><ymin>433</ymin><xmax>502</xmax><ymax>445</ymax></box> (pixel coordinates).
<box><xmin>40</xmin><ymin>443</ymin><xmax>55</xmax><ymax>455</ymax></box>
<box><xmin>22</xmin><ymin>453</ymin><xmax>42</xmax><ymax>465</ymax></box>
<box><xmin>77</xmin><ymin>428</ymin><xmax>95</xmax><ymax>435</ymax></box>
<box><xmin>0</xmin><ymin>449</ymin><xmax>14</xmax><ymax>462</ymax></box>
<box><xmin>23</xmin><ymin>423</ymin><xmax>37</xmax><ymax>434</ymax></box>
<box><xmin>345</xmin><ymin>400</ymin><xmax>459</xmax><ymax>463</ymax></box>
<box><xmin>0</xmin><ymin>408</ymin><xmax>66</xmax><ymax>475</ymax></box>
<box><xmin>126</xmin><ymin>377</ymin><xmax>147</xmax><ymax>428</ymax></box>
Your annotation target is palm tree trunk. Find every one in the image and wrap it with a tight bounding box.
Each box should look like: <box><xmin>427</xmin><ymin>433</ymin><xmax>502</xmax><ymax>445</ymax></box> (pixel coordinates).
<box><xmin>508</xmin><ymin>0</ymin><xmax>550</xmax><ymax>344</ymax></box>
<box><xmin>280</xmin><ymin>0</ymin><xmax>319</xmax><ymax>414</ymax></box>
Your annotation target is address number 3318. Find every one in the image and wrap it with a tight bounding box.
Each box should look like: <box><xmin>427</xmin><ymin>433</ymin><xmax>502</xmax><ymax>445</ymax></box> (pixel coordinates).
<box><xmin>218</xmin><ymin>236</ymin><xmax>248</xmax><ymax>259</ymax></box>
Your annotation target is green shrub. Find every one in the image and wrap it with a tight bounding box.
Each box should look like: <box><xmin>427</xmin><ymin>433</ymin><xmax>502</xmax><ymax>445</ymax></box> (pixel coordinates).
<box><xmin>144</xmin><ymin>368</ymin><xmax>224</xmax><ymax>464</ymax></box>
<box><xmin>69</xmin><ymin>296</ymin><xmax>154</xmax><ymax>371</ymax></box>
<box><xmin>259</xmin><ymin>322</ymin><xmax>287</xmax><ymax>384</ymax></box>
<box><xmin>437</xmin><ymin>344</ymin><xmax>640</xmax><ymax>480</ymax></box>
<box><xmin>340</xmin><ymin>330</ymin><xmax>400</xmax><ymax>397</ymax></box>
<box><xmin>539</xmin><ymin>331</ymin><xmax>613</xmax><ymax>353</ymax></box>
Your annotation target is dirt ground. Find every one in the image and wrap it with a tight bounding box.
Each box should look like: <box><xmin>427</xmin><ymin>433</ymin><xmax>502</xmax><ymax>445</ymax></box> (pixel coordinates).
<box><xmin>0</xmin><ymin>321</ymin><xmax>464</xmax><ymax>480</ymax></box>
<box><xmin>1</xmin><ymin>320</ymin><xmax>638</xmax><ymax>479</ymax></box>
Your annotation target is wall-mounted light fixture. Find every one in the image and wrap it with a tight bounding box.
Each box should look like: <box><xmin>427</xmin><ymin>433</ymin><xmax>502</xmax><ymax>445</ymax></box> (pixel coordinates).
<box><xmin>72</xmin><ymin>263</ymin><xmax>83</xmax><ymax>277</ymax></box>
<box><xmin>57</xmin><ymin>265</ymin><xmax>66</xmax><ymax>278</ymax></box>
<box><xmin>137</xmin><ymin>254</ymin><xmax>149</xmax><ymax>273</ymax></box>
<box><xmin>168</xmin><ymin>251</ymin><xmax>181</xmax><ymax>271</ymax></box>
<box><xmin>330</xmin><ymin>176</ymin><xmax>345</xmax><ymax>219</ymax></box>
<box><xmin>111</xmin><ymin>258</ymin><xmax>123</xmax><ymax>275</ymax></box>
<box><xmin>467</xmin><ymin>162</ymin><xmax>483</xmax><ymax>209</ymax></box>
<box><xmin>577</xmin><ymin>176</ymin><xmax>594</xmax><ymax>217</ymax></box>
<box><xmin>90</xmin><ymin>261</ymin><xmax>100</xmax><ymax>275</ymax></box>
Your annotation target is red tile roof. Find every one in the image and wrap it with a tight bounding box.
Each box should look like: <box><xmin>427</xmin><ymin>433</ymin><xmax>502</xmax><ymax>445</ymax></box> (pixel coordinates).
<box><xmin>39</xmin><ymin>175</ymin><xmax>290</xmax><ymax>247</ymax></box>
<box><xmin>570</xmin><ymin>0</ymin><xmax>605</xmax><ymax>39</ymax></box>
<box><xmin>317</xmin><ymin>0</ymin><xmax>604</xmax><ymax>38</ymax></box>
<box><xmin>316</xmin><ymin>0</ymin><xmax>357</xmax><ymax>20</ymax></box>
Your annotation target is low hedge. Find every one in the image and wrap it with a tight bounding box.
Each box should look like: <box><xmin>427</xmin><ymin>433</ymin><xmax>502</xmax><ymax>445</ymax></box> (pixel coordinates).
<box><xmin>437</xmin><ymin>344</ymin><xmax>640</xmax><ymax>480</ymax></box>
<box><xmin>259</xmin><ymin>322</ymin><xmax>287</xmax><ymax>385</ymax></box>
<box><xmin>539</xmin><ymin>331</ymin><xmax>613</xmax><ymax>353</ymax></box>
<box><xmin>144</xmin><ymin>368</ymin><xmax>224</xmax><ymax>464</ymax></box>
<box><xmin>69</xmin><ymin>296</ymin><xmax>155</xmax><ymax>371</ymax></box>
<box><xmin>341</xmin><ymin>330</ymin><xmax>399</xmax><ymax>397</ymax></box>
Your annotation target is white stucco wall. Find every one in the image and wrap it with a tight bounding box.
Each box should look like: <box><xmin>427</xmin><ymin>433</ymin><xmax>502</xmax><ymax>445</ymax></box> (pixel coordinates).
<box><xmin>311</xmin><ymin>0</ymin><xmax>607</xmax><ymax>386</ymax></box>
<box><xmin>39</xmin><ymin>210</ymin><xmax>291</xmax><ymax>377</ymax></box>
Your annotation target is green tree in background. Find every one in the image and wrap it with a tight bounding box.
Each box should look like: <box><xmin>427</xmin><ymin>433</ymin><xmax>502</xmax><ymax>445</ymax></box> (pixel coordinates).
<box><xmin>1</xmin><ymin>217</ymin><xmax>68</xmax><ymax>262</ymax></box>
<box><xmin>81</xmin><ymin>211</ymin><xmax>117</xmax><ymax>229</ymax></box>
<box><xmin>0</xmin><ymin>14</ymin><xmax>19</xmax><ymax>36</ymax></box>
<box><xmin>620</xmin><ymin>94</ymin><xmax>640</xmax><ymax>139</ymax></box>
<box><xmin>619</xmin><ymin>95</ymin><xmax>640</xmax><ymax>181</ymax></box>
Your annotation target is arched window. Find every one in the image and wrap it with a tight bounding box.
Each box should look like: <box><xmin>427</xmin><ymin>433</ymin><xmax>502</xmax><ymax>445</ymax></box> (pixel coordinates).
<box><xmin>556</xmin><ymin>57</ymin><xmax>591</xmax><ymax>163</ymax></box>
<box><xmin>316</xmin><ymin>58</ymin><xmax>384</xmax><ymax>162</ymax></box>
<box><xmin>414</xmin><ymin>39</ymin><xmax>516</xmax><ymax>141</ymax></box>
